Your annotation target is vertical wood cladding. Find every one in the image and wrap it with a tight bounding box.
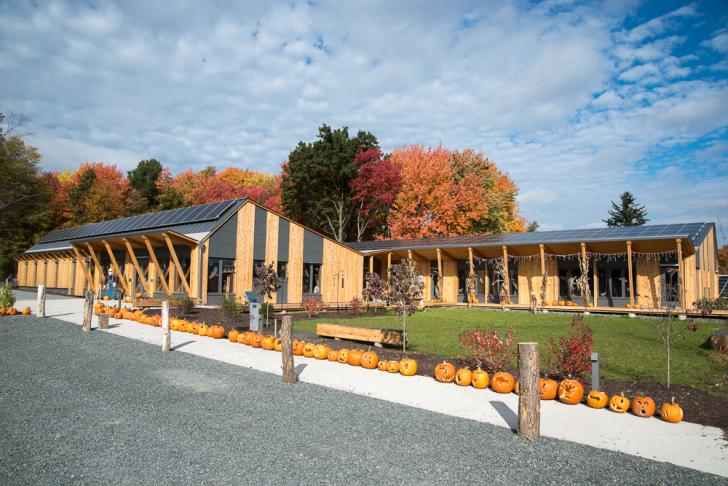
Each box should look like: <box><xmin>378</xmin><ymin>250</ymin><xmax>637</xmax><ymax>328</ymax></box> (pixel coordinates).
<box><xmin>287</xmin><ymin>223</ymin><xmax>304</xmax><ymax>304</ymax></box>
<box><xmin>264</xmin><ymin>212</ymin><xmax>279</xmax><ymax>303</ymax></box>
<box><xmin>442</xmin><ymin>256</ymin><xmax>458</xmax><ymax>303</ymax></box>
<box><xmin>321</xmin><ymin>238</ymin><xmax>363</xmax><ymax>304</ymax></box>
<box><xmin>636</xmin><ymin>257</ymin><xmax>661</xmax><ymax>308</ymax></box>
<box><xmin>517</xmin><ymin>259</ymin><xmax>558</xmax><ymax>306</ymax></box>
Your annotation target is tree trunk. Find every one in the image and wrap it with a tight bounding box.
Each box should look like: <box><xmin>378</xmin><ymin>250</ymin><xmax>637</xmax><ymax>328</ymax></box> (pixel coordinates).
<box><xmin>281</xmin><ymin>315</ymin><xmax>297</xmax><ymax>384</ymax></box>
<box><xmin>517</xmin><ymin>342</ymin><xmax>540</xmax><ymax>442</ymax></box>
<box><xmin>82</xmin><ymin>290</ymin><xmax>94</xmax><ymax>333</ymax></box>
<box><xmin>401</xmin><ymin>311</ymin><xmax>407</xmax><ymax>353</ymax></box>
<box><xmin>666</xmin><ymin>345</ymin><xmax>671</xmax><ymax>389</ymax></box>
<box><xmin>37</xmin><ymin>284</ymin><xmax>46</xmax><ymax>318</ymax></box>
<box><xmin>161</xmin><ymin>300</ymin><xmax>171</xmax><ymax>352</ymax></box>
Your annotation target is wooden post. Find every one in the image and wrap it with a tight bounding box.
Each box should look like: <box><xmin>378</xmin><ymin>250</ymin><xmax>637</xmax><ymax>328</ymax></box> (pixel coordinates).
<box><xmin>539</xmin><ymin>244</ymin><xmax>546</xmax><ymax>275</ymax></box>
<box><xmin>407</xmin><ymin>249</ymin><xmax>413</xmax><ymax>260</ymax></box>
<box><xmin>143</xmin><ymin>236</ymin><xmax>171</xmax><ymax>295</ymax></box>
<box><xmin>626</xmin><ymin>241</ymin><xmax>634</xmax><ymax>308</ymax></box>
<box><xmin>163</xmin><ymin>233</ymin><xmax>191</xmax><ymax>295</ymax></box>
<box><xmin>162</xmin><ymin>300</ymin><xmax>171</xmax><ymax>352</ymax></box>
<box><xmin>86</xmin><ymin>243</ymin><xmax>104</xmax><ymax>293</ymax></box>
<box><xmin>72</xmin><ymin>245</ymin><xmax>93</xmax><ymax>292</ymax></box>
<box><xmin>82</xmin><ymin>290</ymin><xmax>94</xmax><ymax>332</ymax></box>
<box><xmin>123</xmin><ymin>238</ymin><xmax>151</xmax><ymax>297</ymax></box>
<box><xmin>436</xmin><ymin>248</ymin><xmax>443</xmax><ymax>302</ymax></box>
<box><xmin>36</xmin><ymin>284</ymin><xmax>46</xmax><ymax>318</ymax></box>
<box><xmin>581</xmin><ymin>242</ymin><xmax>588</xmax><ymax>310</ymax></box>
<box><xmin>99</xmin><ymin>313</ymin><xmax>109</xmax><ymax>330</ymax></box>
<box><xmin>387</xmin><ymin>252</ymin><xmax>392</xmax><ymax>280</ymax></box>
<box><xmin>281</xmin><ymin>315</ymin><xmax>297</xmax><ymax>384</ymax></box>
<box><xmin>468</xmin><ymin>247</ymin><xmax>475</xmax><ymax>306</ymax></box>
<box><xmin>517</xmin><ymin>342</ymin><xmax>540</xmax><ymax>442</ymax></box>
<box><xmin>676</xmin><ymin>238</ymin><xmax>684</xmax><ymax>310</ymax></box>
<box><xmin>369</xmin><ymin>255</ymin><xmax>374</xmax><ymax>274</ymax></box>
<box><xmin>593</xmin><ymin>255</ymin><xmax>599</xmax><ymax>307</ymax></box>
<box><xmin>502</xmin><ymin>246</ymin><xmax>510</xmax><ymax>300</ymax></box>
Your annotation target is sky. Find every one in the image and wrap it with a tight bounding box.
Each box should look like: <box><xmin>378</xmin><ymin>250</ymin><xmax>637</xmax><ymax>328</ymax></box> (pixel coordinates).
<box><xmin>1</xmin><ymin>0</ymin><xmax>727</xmax><ymax>241</ymax></box>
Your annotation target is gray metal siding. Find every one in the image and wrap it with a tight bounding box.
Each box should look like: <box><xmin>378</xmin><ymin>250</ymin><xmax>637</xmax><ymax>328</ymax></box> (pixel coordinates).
<box><xmin>277</xmin><ymin>219</ymin><xmax>290</xmax><ymax>262</ymax></box>
<box><xmin>208</xmin><ymin>216</ymin><xmax>237</xmax><ymax>259</ymax></box>
<box><xmin>253</xmin><ymin>207</ymin><xmax>267</xmax><ymax>261</ymax></box>
<box><xmin>303</xmin><ymin>230</ymin><xmax>323</xmax><ymax>264</ymax></box>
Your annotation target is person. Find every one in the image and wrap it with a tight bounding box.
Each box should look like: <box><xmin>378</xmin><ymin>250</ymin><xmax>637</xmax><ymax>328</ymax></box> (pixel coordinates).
<box><xmin>105</xmin><ymin>269</ymin><xmax>117</xmax><ymax>300</ymax></box>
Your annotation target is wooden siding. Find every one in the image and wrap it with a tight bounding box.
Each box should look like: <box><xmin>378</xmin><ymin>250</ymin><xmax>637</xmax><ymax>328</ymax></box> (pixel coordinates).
<box><xmin>234</xmin><ymin>203</ymin><xmax>255</xmax><ymax>301</ymax></box>
<box><xmin>321</xmin><ymin>238</ymin><xmax>363</xmax><ymax>305</ymax></box>
<box><xmin>517</xmin><ymin>258</ymin><xmax>558</xmax><ymax>306</ymax></box>
<box><xmin>636</xmin><ymin>257</ymin><xmax>661</xmax><ymax>308</ymax></box>
<box><xmin>264</xmin><ymin>212</ymin><xmax>279</xmax><ymax>303</ymax></box>
<box><xmin>441</xmin><ymin>256</ymin><xmax>458</xmax><ymax>303</ymax></box>
<box><xmin>287</xmin><ymin>223</ymin><xmax>304</xmax><ymax>305</ymax></box>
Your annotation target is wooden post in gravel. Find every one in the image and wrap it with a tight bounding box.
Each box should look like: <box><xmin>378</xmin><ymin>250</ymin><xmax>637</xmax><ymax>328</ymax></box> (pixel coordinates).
<box><xmin>281</xmin><ymin>315</ymin><xmax>297</xmax><ymax>384</ymax></box>
<box><xmin>517</xmin><ymin>342</ymin><xmax>540</xmax><ymax>442</ymax></box>
<box><xmin>37</xmin><ymin>284</ymin><xmax>46</xmax><ymax>318</ymax></box>
<box><xmin>98</xmin><ymin>313</ymin><xmax>109</xmax><ymax>330</ymax></box>
<box><xmin>82</xmin><ymin>290</ymin><xmax>94</xmax><ymax>333</ymax></box>
<box><xmin>161</xmin><ymin>300</ymin><xmax>171</xmax><ymax>352</ymax></box>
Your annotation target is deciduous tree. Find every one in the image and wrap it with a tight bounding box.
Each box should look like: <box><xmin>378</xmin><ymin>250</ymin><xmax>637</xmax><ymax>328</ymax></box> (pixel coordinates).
<box><xmin>349</xmin><ymin>149</ymin><xmax>401</xmax><ymax>240</ymax></box>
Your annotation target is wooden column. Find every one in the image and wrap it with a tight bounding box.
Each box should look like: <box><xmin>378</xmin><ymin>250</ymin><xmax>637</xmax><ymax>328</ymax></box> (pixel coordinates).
<box><xmin>164</xmin><ymin>234</ymin><xmax>191</xmax><ymax>295</ymax></box>
<box><xmin>281</xmin><ymin>315</ymin><xmax>297</xmax><ymax>384</ymax></box>
<box><xmin>676</xmin><ymin>239</ymin><xmax>684</xmax><ymax>310</ymax></box>
<box><xmin>102</xmin><ymin>240</ymin><xmax>130</xmax><ymax>296</ymax></box>
<box><xmin>143</xmin><ymin>236</ymin><xmax>171</xmax><ymax>295</ymax></box>
<box><xmin>72</xmin><ymin>246</ymin><xmax>93</xmax><ymax>292</ymax></box>
<box><xmin>502</xmin><ymin>246</ymin><xmax>510</xmax><ymax>299</ymax></box>
<box><xmin>468</xmin><ymin>247</ymin><xmax>475</xmax><ymax>305</ymax></box>
<box><xmin>517</xmin><ymin>342</ymin><xmax>540</xmax><ymax>442</ymax></box>
<box><xmin>581</xmin><ymin>242</ymin><xmax>588</xmax><ymax>309</ymax></box>
<box><xmin>387</xmin><ymin>252</ymin><xmax>392</xmax><ymax>279</ymax></box>
<box><xmin>593</xmin><ymin>255</ymin><xmax>598</xmax><ymax>307</ymax></box>
<box><xmin>407</xmin><ymin>249</ymin><xmax>413</xmax><ymax>261</ymax></box>
<box><xmin>86</xmin><ymin>244</ymin><xmax>103</xmax><ymax>293</ymax></box>
<box><xmin>626</xmin><ymin>240</ymin><xmax>634</xmax><ymax>308</ymax></box>
<box><xmin>369</xmin><ymin>255</ymin><xmax>374</xmax><ymax>274</ymax></box>
<box><xmin>539</xmin><ymin>244</ymin><xmax>546</xmax><ymax>275</ymax></box>
<box><xmin>123</xmin><ymin>239</ymin><xmax>151</xmax><ymax>296</ymax></box>
<box><xmin>436</xmin><ymin>248</ymin><xmax>443</xmax><ymax>301</ymax></box>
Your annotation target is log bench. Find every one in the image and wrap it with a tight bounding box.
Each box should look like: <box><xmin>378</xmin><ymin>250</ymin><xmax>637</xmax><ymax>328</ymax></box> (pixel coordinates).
<box><xmin>316</xmin><ymin>323</ymin><xmax>405</xmax><ymax>347</ymax></box>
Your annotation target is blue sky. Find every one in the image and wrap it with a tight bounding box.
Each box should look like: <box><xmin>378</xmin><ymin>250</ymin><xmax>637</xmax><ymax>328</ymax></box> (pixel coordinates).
<box><xmin>1</xmin><ymin>0</ymin><xmax>727</xmax><ymax>241</ymax></box>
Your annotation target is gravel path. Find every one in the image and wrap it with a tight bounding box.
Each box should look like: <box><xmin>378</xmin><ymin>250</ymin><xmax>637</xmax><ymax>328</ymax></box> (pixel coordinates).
<box><xmin>0</xmin><ymin>316</ymin><xmax>724</xmax><ymax>485</ymax></box>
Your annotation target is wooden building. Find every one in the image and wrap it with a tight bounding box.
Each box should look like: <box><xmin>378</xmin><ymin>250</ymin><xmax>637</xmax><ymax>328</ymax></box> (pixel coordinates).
<box><xmin>15</xmin><ymin>199</ymin><xmax>363</xmax><ymax>307</ymax></box>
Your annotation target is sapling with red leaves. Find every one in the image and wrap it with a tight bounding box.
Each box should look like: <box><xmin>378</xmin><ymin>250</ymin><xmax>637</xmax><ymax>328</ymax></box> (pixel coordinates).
<box><xmin>547</xmin><ymin>315</ymin><xmax>593</xmax><ymax>382</ymax></box>
<box><xmin>458</xmin><ymin>326</ymin><xmax>517</xmax><ymax>371</ymax></box>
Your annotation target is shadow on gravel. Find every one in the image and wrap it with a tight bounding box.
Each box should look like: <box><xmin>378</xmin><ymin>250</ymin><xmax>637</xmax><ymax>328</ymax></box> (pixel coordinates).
<box><xmin>171</xmin><ymin>341</ymin><xmax>195</xmax><ymax>351</ymax></box>
<box><xmin>490</xmin><ymin>401</ymin><xmax>518</xmax><ymax>432</ymax></box>
<box><xmin>48</xmin><ymin>313</ymin><xmax>76</xmax><ymax>318</ymax></box>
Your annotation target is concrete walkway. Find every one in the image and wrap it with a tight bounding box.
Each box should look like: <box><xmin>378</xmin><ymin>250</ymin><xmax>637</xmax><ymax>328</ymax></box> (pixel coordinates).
<box><xmin>14</xmin><ymin>291</ymin><xmax>728</xmax><ymax>478</ymax></box>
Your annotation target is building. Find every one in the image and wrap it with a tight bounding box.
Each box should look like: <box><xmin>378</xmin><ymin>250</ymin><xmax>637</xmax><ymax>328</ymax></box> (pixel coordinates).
<box><xmin>15</xmin><ymin>197</ymin><xmax>719</xmax><ymax>311</ymax></box>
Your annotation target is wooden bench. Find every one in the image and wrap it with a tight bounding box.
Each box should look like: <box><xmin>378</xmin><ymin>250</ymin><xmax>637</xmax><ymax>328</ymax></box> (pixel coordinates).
<box><xmin>316</xmin><ymin>323</ymin><xmax>405</xmax><ymax>346</ymax></box>
<box><xmin>132</xmin><ymin>298</ymin><xmax>164</xmax><ymax>309</ymax></box>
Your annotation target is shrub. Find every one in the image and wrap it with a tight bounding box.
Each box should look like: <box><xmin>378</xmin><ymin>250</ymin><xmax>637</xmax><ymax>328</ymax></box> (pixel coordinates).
<box><xmin>221</xmin><ymin>296</ymin><xmax>247</xmax><ymax>323</ymax></box>
<box><xmin>693</xmin><ymin>297</ymin><xmax>728</xmax><ymax>315</ymax></box>
<box><xmin>350</xmin><ymin>297</ymin><xmax>363</xmax><ymax>315</ymax></box>
<box><xmin>302</xmin><ymin>296</ymin><xmax>323</xmax><ymax>318</ymax></box>
<box><xmin>458</xmin><ymin>326</ymin><xmax>517</xmax><ymax>371</ymax></box>
<box><xmin>547</xmin><ymin>315</ymin><xmax>593</xmax><ymax>381</ymax></box>
<box><xmin>171</xmin><ymin>295</ymin><xmax>195</xmax><ymax>314</ymax></box>
<box><xmin>0</xmin><ymin>284</ymin><xmax>15</xmax><ymax>310</ymax></box>
<box><xmin>362</xmin><ymin>272</ymin><xmax>387</xmax><ymax>303</ymax></box>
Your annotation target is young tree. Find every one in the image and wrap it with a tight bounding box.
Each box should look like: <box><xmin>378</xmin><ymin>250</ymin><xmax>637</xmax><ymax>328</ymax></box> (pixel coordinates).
<box><xmin>127</xmin><ymin>159</ymin><xmax>163</xmax><ymax>210</ymax></box>
<box><xmin>349</xmin><ymin>149</ymin><xmax>401</xmax><ymax>241</ymax></box>
<box><xmin>254</xmin><ymin>262</ymin><xmax>281</xmax><ymax>326</ymax></box>
<box><xmin>362</xmin><ymin>272</ymin><xmax>387</xmax><ymax>307</ymax></box>
<box><xmin>387</xmin><ymin>259</ymin><xmax>424</xmax><ymax>352</ymax></box>
<box><xmin>604</xmin><ymin>192</ymin><xmax>649</xmax><ymax>227</ymax></box>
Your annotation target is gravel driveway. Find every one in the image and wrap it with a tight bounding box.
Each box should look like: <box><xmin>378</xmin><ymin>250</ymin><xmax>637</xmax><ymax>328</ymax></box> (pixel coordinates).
<box><xmin>0</xmin><ymin>316</ymin><xmax>724</xmax><ymax>485</ymax></box>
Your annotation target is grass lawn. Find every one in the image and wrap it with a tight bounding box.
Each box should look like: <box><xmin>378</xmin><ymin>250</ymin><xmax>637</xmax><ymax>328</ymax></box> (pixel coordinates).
<box><xmin>295</xmin><ymin>308</ymin><xmax>727</xmax><ymax>395</ymax></box>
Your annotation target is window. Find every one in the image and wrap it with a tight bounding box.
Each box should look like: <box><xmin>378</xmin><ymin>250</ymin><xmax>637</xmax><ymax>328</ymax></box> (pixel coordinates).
<box><xmin>430</xmin><ymin>260</ymin><xmax>440</xmax><ymax>300</ymax></box>
<box><xmin>207</xmin><ymin>260</ymin><xmax>220</xmax><ymax>293</ymax></box>
<box><xmin>303</xmin><ymin>263</ymin><xmax>321</xmax><ymax>294</ymax></box>
<box><xmin>277</xmin><ymin>261</ymin><xmax>288</xmax><ymax>280</ymax></box>
<box><xmin>222</xmin><ymin>259</ymin><xmax>235</xmax><ymax>294</ymax></box>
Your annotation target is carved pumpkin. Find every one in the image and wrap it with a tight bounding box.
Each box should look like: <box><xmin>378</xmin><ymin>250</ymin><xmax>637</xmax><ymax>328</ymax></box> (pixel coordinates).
<box><xmin>261</xmin><ymin>335</ymin><xmax>276</xmax><ymax>350</ymax></box>
<box><xmin>360</xmin><ymin>350</ymin><xmax>379</xmax><ymax>369</ymax></box>
<box><xmin>455</xmin><ymin>367</ymin><xmax>472</xmax><ymax>386</ymax></box>
<box><xmin>348</xmin><ymin>349</ymin><xmax>363</xmax><ymax>366</ymax></box>
<box><xmin>113</xmin><ymin>312</ymin><xmax>123</xmax><ymax>319</ymax></box>
<box><xmin>237</xmin><ymin>332</ymin><xmax>248</xmax><ymax>344</ymax></box>
<box><xmin>302</xmin><ymin>343</ymin><xmax>316</xmax><ymax>358</ymax></box>
<box><xmin>399</xmin><ymin>358</ymin><xmax>417</xmax><ymax>376</ymax></box>
<box><xmin>313</xmin><ymin>344</ymin><xmax>330</xmax><ymax>360</ymax></box>
<box><xmin>491</xmin><ymin>372</ymin><xmax>516</xmax><ymax>393</ymax></box>
<box><xmin>659</xmin><ymin>397</ymin><xmax>683</xmax><ymax>424</ymax></box>
<box><xmin>22</xmin><ymin>307</ymin><xmax>31</xmax><ymax>316</ymax></box>
<box><xmin>336</xmin><ymin>349</ymin><xmax>350</xmax><ymax>363</ymax></box>
<box><xmin>609</xmin><ymin>392</ymin><xmax>631</xmax><ymax>413</ymax></box>
<box><xmin>631</xmin><ymin>395</ymin><xmax>656</xmax><ymax>418</ymax></box>
<box><xmin>586</xmin><ymin>390</ymin><xmax>609</xmax><ymax>409</ymax></box>
<box><xmin>251</xmin><ymin>333</ymin><xmax>263</xmax><ymax>348</ymax></box>
<box><xmin>327</xmin><ymin>349</ymin><xmax>338</xmax><ymax>361</ymax></box>
<box><xmin>292</xmin><ymin>339</ymin><xmax>305</xmax><ymax>355</ymax></box>
<box><xmin>386</xmin><ymin>360</ymin><xmax>400</xmax><ymax>373</ymax></box>
<box><xmin>273</xmin><ymin>338</ymin><xmax>282</xmax><ymax>352</ymax></box>
<box><xmin>434</xmin><ymin>361</ymin><xmax>456</xmax><ymax>383</ymax></box>
<box><xmin>471</xmin><ymin>368</ymin><xmax>489</xmax><ymax>389</ymax></box>
<box><xmin>228</xmin><ymin>329</ymin><xmax>240</xmax><ymax>342</ymax></box>
<box><xmin>539</xmin><ymin>378</ymin><xmax>558</xmax><ymax>400</ymax></box>
<box><xmin>188</xmin><ymin>322</ymin><xmax>200</xmax><ymax>334</ymax></box>
<box><xmin>7</xmin><ymin>308</ymin><xmax>18</xmax><ymax>316</ymax></box>
<box><xmin>558</xmin><ymin>378</ymin><xmax>584</xmax><ymax>405</ymax></box>
<box><xmin>198</xmin><ymin>324</ymin><xmax>209</xmax><ymax>336</ymax></box>
<box><xmin>377</xmin><ymin>360</ymin><xmax>388</xmax><ymax>371</ymax></box>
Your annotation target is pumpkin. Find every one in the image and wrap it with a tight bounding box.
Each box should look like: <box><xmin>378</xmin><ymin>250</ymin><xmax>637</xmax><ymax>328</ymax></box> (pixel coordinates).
<box><xmin>170</xmin><ymin>320</ymin><xmax>179</xmax><ymax>331</ymax></box>
<box><xmin>399</xmin><ymin>358</ymin><xmax>417</xmax><ymax>376</ymax></box>
<box><xmin>558</xmin><ymin>378</ymin><xmax>584</xmax><ymax>405</ymax></box>
<box><xmin>586</xmin><ymin>390</ymin><xmax>609</xmax><ymax>409</ymax></box>
<box><xmin>491</xmin><ymin>372</ymin><xmax>516</xmax><ymax>393</ymax></box>
<box><xmin>513</xmin><ymin>379</ymin><xmax>519</xmax><ymax>395</ymax></box>
<box><xmin>455</xmin><ymin>367</ymin><xmax>472</xmax><ymax>386</ymax></box>
<box><xmin>631</xmin><ymin>395</ymin><xmax>656</xmax><ymax>418</ymax></box>
<box><xmin>302</xmin><ymin>343</ymin><xmax>316</xmax><ymax>358</ymax></box>
<box><xmin>209</xmin><ymin>325</ymin><xmax>225</xmax><ymax>339</ymax></box>
<box><xmin>539</xmin><ymin>378</ymin><xmax>558</xmax><ymax>400</ymax></box>
<box><xmin>348</xmin><ymin>349</ymin><xmax>363</xmax><ymax>366</ymax></box>
<box><xmin>251</xmin><ymin>333</ymin><xmax>264</xmax><ymax>348</ymax></box>
<box><xmin>327</xmin><ymin>348</ymin><xmax>338</xmax><ymax>361</ymax></box>
<box><xmin>292</xmin><ymin>339</ymin><xmax>305</xmax><ymax>355</ymax></box>
<box><xmin>558</xmin><ymin>300</ymin><xmax>565</xmax><ymax>306</ymax></box>
<box><xmin>261</xmin><ymin>335</ymin><xmax>276</xmax><ymax>350</ymax></box>
<box><xmin>136</xmin><ymin>292</ymin><xmax>143</xmax><ymax>298</ymax></box>
<box><xmin>434</xmin><ymin>361</ymin><xmax>456</xmax><ymax>383</ymax></box>
<box><xmin>237</xmin><ymin>332</ymin><xmax>247</xmax><ymax>344</ymax></box>
<box><xmin>227</xmin><ymin>329</ymin><xmax>240</xmax><ymax>342</ymax></box>
<box><xmin>7</xmin><ymin>308</ymin><xmax>18</xmax><ymax>316</ymax></box>
<box><xmin>273</xmin><ymin>338</ymin><xmax>283</xmax><ymax>352</ymax></box>
<box><xmin>659</xmin><ymin>397</ymin><xmax>683</xmax><ymax>424</ymax></box>
<box><xmin>103</xmin><ymin>296</ymin><xmax>110</xmax><ymax>301</ymax></box>
<box><xmin>609</xmin><ymin>392</ymin><xmax>631</xmax><ymax>413</ymax></box>
<box><xmin>22</xmin><ymin>307</ymin><xmax>31</xmax><ymax>315</ymax></box>
<box><xmin>198</xmin><ymin>324</ymin><xmax>209</xmax><ymax>336</ymax></box>
<box><xmin>313</xmin><ymin>344</ymin><xmax>330</xmax><ymax>360</ymax></box>
<box><xmin>377</xmin><ymin>360</ymin><xmax>389</xmax><ymax>371</ymax></box>
<box><xmin>471</xmin><ymin>368</ymin><xmax>489</xmax><ymax>389</ymax></box>
<box><xmin>188</xmin><ymin>322</ymin><xmax>200</xmax><ymax>334</ymax></box>
<box><xmin>336</xmin><ymin>349</ymin><xmax>350</xmax><ymax>363</ymax></box>
<box><xmin>113</xmin><ymin>312</ymin><xmax>123</xmax><ymax>319</ymax></box>
<box><xmin>360</xmin><ymin>349</ymin><xmax>379</xmax><ymax>369</ymax></box>
<box><xmin>386</xmin><ymin>361</ymin><xmax>400</xmax><ymax>373</ymax></box>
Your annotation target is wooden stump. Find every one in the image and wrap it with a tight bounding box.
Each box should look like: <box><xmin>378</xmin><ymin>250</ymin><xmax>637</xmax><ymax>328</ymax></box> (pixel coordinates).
<box><xmin>37</xmin><ymin>284</ymin><xmax>46</xmax><ymax>318</ymax></box>
<box><xmin>517</xmin><ymin>342</ymin><xmax>540</xmax><ymax>442</ymax></box>
<box><xmin>99</xmin><ymin>313</ymin><xmax>109</xmax><ymax>330</ymax></box>
<box><xmin>161</xmin><ymin>301</ymin><xmax>171</xmax><ymax>352</ymax></box>
<box><xmin>280</xmin><ymin>315</ymin><xmax>297</xmax><ymax>384</ymax></box>
<box><xmin>82</xmin><ymin>290</ymin><xmax>94</xmax><ymax>333</ymax></box>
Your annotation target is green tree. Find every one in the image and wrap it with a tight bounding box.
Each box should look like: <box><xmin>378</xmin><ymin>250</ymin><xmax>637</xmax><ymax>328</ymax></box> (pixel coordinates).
<box><xmin>718</xmin><ymin>243</ymin><xmax>727</xmax><ymax>274</ymax></box>
<box><xmin>68</xmin><ymin>168</ymin><xmax>97</xmax><ymax>224</ymax></box>
<box><xmin>603</xmin><ymin>192</ymin><xmax>648</xmax><ymax>227</ymax></box>
<box><xmin>127</xmin><ymin>158</ymin><xmax>163</xmax><ymax>210</ymax></box>
<box><xmin>0</xmin><ymin>113</ymin><xmax>53</xmax><ymax>278</ymax></box>
<box><xmin>281</xmin><ymin>124</ymin><xmax>378</xmax><ymax>241</ymax></box>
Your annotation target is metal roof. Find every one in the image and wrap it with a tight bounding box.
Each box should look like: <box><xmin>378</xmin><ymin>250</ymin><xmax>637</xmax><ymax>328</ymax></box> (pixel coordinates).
<box><xmin>347</xmin><ymin>223</ymin><xmax>714</xmax><ymax>254</ymax></box>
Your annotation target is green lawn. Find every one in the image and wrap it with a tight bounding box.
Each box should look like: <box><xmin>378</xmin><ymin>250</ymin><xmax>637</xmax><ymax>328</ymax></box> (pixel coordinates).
<box><xmin>295</xmin><ymin>308</ymin><xmax>727</xmax><ymax>395</ymax></box>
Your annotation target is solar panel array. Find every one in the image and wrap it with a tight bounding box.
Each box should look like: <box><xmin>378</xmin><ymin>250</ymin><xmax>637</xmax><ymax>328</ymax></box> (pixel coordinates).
<box><xmin>37</xmin><ymin>199</ymin><xmax>240</xmax><ymax>244</ymax></box>
<box><xmin>348</xmin><ymin>223</ymin><xmax>711</xmax><ymax>253</ymax></box>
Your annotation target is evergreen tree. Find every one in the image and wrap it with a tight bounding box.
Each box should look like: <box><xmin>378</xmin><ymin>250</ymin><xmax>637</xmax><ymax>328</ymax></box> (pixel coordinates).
<box><xmin>603</xmin><ymin>192</ymin><xmax>648</xmax><ymax>227</ymax></box>
<box><xmin>127</xmin><ymin>159</ymin><xmax>163</xmax><ymax>210</ymax></box>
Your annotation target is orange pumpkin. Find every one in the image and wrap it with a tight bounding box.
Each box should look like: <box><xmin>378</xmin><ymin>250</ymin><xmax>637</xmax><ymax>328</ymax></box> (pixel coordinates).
<box><xmin>434</xmin><ymin>361</ymin><xmax>456</xmax><ymax>383</ymax></box>
<box><xmin>7</xmin><ymin>308</ymin><xmax>18</xmax><ymax>316</ymax></box>
<box><xmin>22</xmin><ymin>307</ymin><xmax>31</xmax><ymax>315</ymax></box>
<box><xmin>251</xmin><ymin>333</ymin><xmax>263</xmax><ymax>348</ymax></box>
<box><xmin>558</xmin><ymin>300</ymin><xmax>565</xmax><ymax>306</ymax></box>
<box><xmin>631</xmin><ymin>395</ymin><xmax>656</xmax><ymax>418</ymax></box>
<box><xmin>455</xmin><ymin>367</ymin><xmax>472</xmax><ymax>386</ymax></box>
<box><xmin>336</xmin><ymin>349</ymin><xmax>349</xmax><ymax>363</ymax></box>
<box><xmin>491</xmin><ymin>372</ymin><xmax>516</xmax><ymax>393</ymax></box>
<box><xmin>198</xmin><ymin>324</ymin><xmax>209</xmax><ymax>336</ymax></box>
<box><xmin>386</xmin><ymin>361</ymin><xmax>400</xmax><ymax>373</ymax></box>
<box><xmin>313</xmin><ymin>344</ymin><xmax>330</xmax><ymax>360</ymax></box>
<box><xmin>539</xmin><ymin>378</ymin><xmax>558</xmax><ymax>400</ymax></box>
<box><xmin>659</xmin><ymin>397</ymin><xmax>683</xmax><ymax>423</ymax></box>
<box><xmin>209</xmin><ymin>325</ymin><xmax>225</xmax><ymax>339</ymax></box>
<box><xmin>558</xmin><ymin>378</ymin><xmax>584</xmax><ymax>405</ymax></box>
<box><xmin>348</xmin><ymin>349</ymin><xmax>363</xmax><ymax>366</ymax></box>
<box><xmin>170</xmin><ymin>320</ymin><xmax>179</xmax><ymax>331</ymax></box>
<box><xmin>327</xmin><ymin>349</ymin><xmax>338</xmax><ymax>361</ymax></box>
<box><xmin>103</xmin><ymin>296</ymin><xmax>110</xmax><ymax>301</ymax></box>
<box><xmin>399</xmin><ymin>358</ymin><xmax>417</xmax><ymax>376</ymax></box>
<box><xmin>188</xmin><ymin>322</ymin><xmax>201</xmax><ymax>334</ymax></box>
<box><xmin>292</xmin><ymin>340</ymin><xmax>305</xmax><ymax>355</ymax></box>
<box><xmin>360</xmin><ymin>350</ymin><xmax>379</xmax><ymax>369</ymax></box>
<box><xmin>513</xmin><ymin>379</ymin><xmax>519</xmax><ymax>395</ymax></box>
<box><xmin>302</xmin><ymin>343</ymin><xmax>316</xmax><ymax>358</ymax></box>
<box><xmin>236</xmin><ymin>332</ymin><xmax>247</xmax><ymax>344</ymax></box>
<box><xmin>273</xmin><ymin>338</ymin><xmax>282</xmax><ymax>352</ymax></box>
<box><xmin>609</xmin><ymin>392</ymin><xmax>631</xmax><ymax>413</ymax></box>
<box><xmin>471</xmin><ymin>368</ymin><xmax>489</xmax><ymax>389</ymax></box>
<box><xmin>113</xmin><ymin>312</ymin><xmax>123</xmax><ymax>319</ymax></box>
<box><xmin>261</xmin><ymin>335</ymin><xmax>276</xmax><ymax>350</ymax></box>
<box><xmin>228</xmin><ymin>329</ymin><xmax>240</xmax><ymax>342</ymax></box>
<box><xmin>377</xmin><ymin>360</ymin><xmax>389</xmax><ymax>371</ymax></box>
<box><xmin>586</xmin><ymin>390</ymin><xmax>609</xmax><ymax>409</ymax></box>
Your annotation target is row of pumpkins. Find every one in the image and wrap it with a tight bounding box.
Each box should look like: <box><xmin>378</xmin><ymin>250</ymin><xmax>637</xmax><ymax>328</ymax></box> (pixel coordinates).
<box><xmin>94</xmin><ymin>304</ymin><xmax>229</xmax><ymax>338</ymax></box>
<box><xmin>433</xmin><ymin>362</ymin><xmax>684</xmax><ymax>424</ymax></box>
<box><xmin>0</xmin><ymin>307</ymin><xmax>32</xmax><ymax>316</ymax></box>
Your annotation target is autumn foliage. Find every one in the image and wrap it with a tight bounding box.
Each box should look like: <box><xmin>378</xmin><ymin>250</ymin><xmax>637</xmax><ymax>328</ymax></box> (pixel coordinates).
<box><xmin>546</xmin><ymin>315</ymin><xmax>593</xmax><ymax>381</ymax></box>
<box><xmin>459</xmin><ymin>326</ymin><xmax>517</xmax><ymax>371</ymax></box>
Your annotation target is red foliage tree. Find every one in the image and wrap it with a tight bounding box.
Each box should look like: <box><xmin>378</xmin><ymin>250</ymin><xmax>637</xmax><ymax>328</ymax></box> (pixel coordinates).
<box><xmin>547</xmin><ymin>315</ymin><xmax>593</xmax><ymax>381</ymax></box>
<box><xmin>349</xmin><ymin>149</ymin><xmax>401</xmax><ymax>240</ymax></box>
